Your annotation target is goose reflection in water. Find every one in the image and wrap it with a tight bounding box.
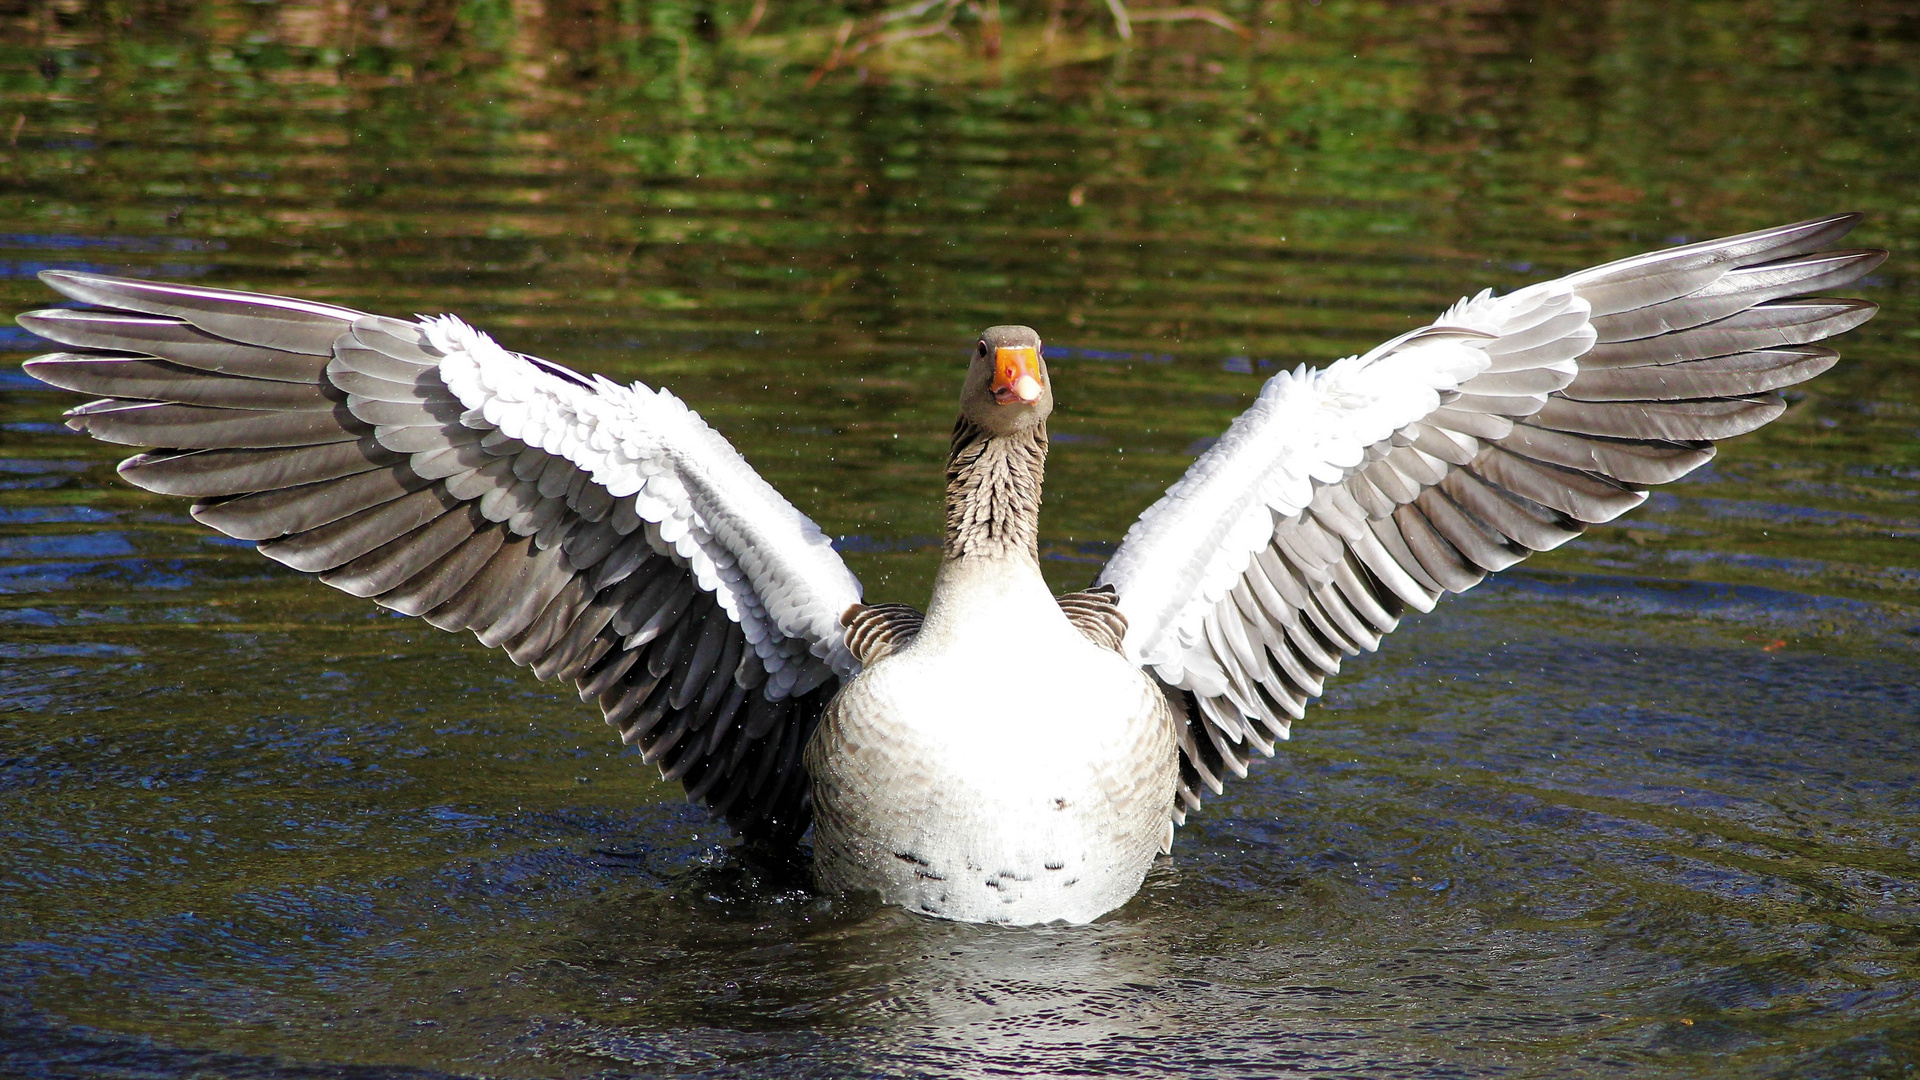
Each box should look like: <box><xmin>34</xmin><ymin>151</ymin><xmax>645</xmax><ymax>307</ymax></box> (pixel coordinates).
<box><xmin>550</xmin><ymin>874</ymin><xmax>1194</xmax><ymax>1075</ymax></box>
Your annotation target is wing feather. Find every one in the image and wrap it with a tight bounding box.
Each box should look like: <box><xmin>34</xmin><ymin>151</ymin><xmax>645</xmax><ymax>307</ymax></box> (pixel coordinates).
<box><xmin>17</xmin><ymin>308</ymin><xmax>333</xmax><ymax>381</ymax></box>
<box><xmin>1561</xmin><ymin>346</ymin><xmax>1837</xmax><ymax>401</ymax></box>
<box><xmin>63</xmin><ymin>399</ymin><xmax>370</xmax><ymax>447</ymax></box>
<box><xmin>1529</xmin><ymin>394</ymin><xmax>1784</xmax><ymax>441</ymax></box>
<box><xmin>261</xmin><ymin>484</ymin><xmax>469</xmax><ymax>572</ymax></box>
<box><xmin>117</xmin><ymin>440</ymin><xmax>402</xmax><ymax>496</ymax></box>
<box><xmin>190</xmin><ymin>465</ymin><xmax>434</xmax><ymax>540</ymax></box>
<box><xmin>25</xmin><ymin>355</ymin><xmax>328</xmax><ymax>407</ymax></box>
<box><xmin>321</xmin><ymin>503</ymin><xmax>484</xmax><ymax>598</ymax></box>
<box><xmin>1495</xmin><ymin>424</ymin><xmax>1711</xmax><ymax>485</ymax></box>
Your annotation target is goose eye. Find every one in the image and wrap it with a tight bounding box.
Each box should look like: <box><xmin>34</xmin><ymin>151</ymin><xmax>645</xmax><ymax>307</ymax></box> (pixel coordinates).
<box><xmin>977</xmin><ymin>341</ymin><xmax>988</xmax><ymax>356</ymax></box>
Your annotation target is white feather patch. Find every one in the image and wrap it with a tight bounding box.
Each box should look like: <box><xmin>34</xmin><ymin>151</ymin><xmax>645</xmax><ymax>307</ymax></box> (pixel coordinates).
<box><xmin>1101</xmin><ymin>282</ymin><xmax>1596</xmax><ymax>674</ymax></box>
<box><xmin>422</xmin><ymin>316</ymin><xmax>863</xmax><ymax>687</ymax></box>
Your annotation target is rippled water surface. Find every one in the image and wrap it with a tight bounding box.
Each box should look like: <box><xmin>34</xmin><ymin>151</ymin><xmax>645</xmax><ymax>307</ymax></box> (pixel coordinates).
<box><xmin>3</xmin><ymin>1</ymin><xmax>1918</xmax><ymax>1076</ymax></box>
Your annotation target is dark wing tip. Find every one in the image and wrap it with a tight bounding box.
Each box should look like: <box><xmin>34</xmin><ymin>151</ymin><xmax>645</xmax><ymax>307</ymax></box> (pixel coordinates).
<box><xmin>40</xmin><ymin>268</ymin><xmax>105</xmax><ymax>283</ymax></box>
<box><xmin>37</xmin><ymin>268</ymin><xmax>137</xmax><ymax>298</ymax></box>
<box><xmin>35</xmin><ymin>269</ymin><xmax>368</xmax><ymax>325</ymax></box>
<box><xmin>1791</xmin><ymin>210</ymin><xmax>1865</xmax><ymax>237</ymax></box>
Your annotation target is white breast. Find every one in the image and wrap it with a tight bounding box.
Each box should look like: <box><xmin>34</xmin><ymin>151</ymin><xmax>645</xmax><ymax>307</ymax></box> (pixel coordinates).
<box><xmin>806</xmin><ymin>557</ymin><xmax>1180</xmax><ymax>925</ymax></box>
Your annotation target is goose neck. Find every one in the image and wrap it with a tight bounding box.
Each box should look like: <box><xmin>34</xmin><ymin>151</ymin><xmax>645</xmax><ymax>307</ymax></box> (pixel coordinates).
<box><xmin>943</xmin><ymin>416</ymin><xmax>1047</xmax><ymax>565</ymax></box>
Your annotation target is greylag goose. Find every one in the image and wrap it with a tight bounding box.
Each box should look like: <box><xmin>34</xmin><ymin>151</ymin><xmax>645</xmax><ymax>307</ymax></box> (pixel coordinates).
<box><xmin>18</xmin><ymin>215</ymin><xmax>1884</xmax><ymax>924</ymax></box>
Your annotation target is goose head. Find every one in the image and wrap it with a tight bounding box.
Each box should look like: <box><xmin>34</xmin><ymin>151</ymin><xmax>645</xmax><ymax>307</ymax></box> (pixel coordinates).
<box><xmin>959</xmin><ymin>325</ymin><xmax>1052</xmax><ymax>436</ymax></box>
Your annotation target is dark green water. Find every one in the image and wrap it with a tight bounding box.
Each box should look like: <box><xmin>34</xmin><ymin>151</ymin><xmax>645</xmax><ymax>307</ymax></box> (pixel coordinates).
<box><xmin>2</xmin><ymin>1</ymin><xmax>1918</xmax><ymax>1076</ymax></box>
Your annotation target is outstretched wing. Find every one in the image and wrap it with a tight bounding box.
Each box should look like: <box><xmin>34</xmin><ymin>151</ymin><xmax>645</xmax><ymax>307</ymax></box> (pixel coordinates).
<box><xmin>1095</xmin><ymin>215</ymin><xmax>1885</xmax><ymax>820</ymax></box>
<box><xmin>20</xmin><ymin>271</ymin><xmax>863</xmax><ymax>840</ymax></box>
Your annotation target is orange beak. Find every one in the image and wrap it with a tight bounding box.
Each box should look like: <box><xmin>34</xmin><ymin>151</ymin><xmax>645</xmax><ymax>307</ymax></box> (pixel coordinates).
<box><xmin>991</xmin><ymin>346</ymin><xmax>1043</xmax><ymax>405</ymax></box>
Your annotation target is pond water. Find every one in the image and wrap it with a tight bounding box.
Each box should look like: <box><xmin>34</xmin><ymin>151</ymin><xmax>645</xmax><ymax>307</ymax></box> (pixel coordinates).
<box><xmin>2</xmin><ymin>1</ymin><xmax>1918</xmax><ymax>1076</ymax></box>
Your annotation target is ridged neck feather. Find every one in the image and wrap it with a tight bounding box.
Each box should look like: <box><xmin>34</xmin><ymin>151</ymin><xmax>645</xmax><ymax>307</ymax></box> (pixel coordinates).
<box><xmin>944</xmin><ymin>415</ymin><xmax>1047</xmax><ymax>563</ymax></box>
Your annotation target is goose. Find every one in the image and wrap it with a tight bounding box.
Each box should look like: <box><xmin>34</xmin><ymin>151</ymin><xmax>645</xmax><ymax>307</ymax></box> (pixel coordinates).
<box><xmin>18</xmin><ymin>214</ymin><xmax>1884</xmax><ymax>925</ymax></box>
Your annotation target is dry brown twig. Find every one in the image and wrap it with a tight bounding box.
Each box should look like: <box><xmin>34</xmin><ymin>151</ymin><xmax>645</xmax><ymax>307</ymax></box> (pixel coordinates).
<box><xmin>807</xmin><ymin>0</ymin><xmax>968</xmax><ymax>84</ymax></box>
<box><xmin>1125</xmin><ymin>4</ymin><xmax>1249</xmax><ymax>38</ymax></box>
<box><xmin>976</xmin><ymin>0</ymin><xmax>1003</xmax><ymax>58</ymax></box>
<box><xmin>805</xmin><ymin>18</ymin><xmax>857</xmax><ymax>87</ymax></box>
<box><xmin>737</xmin><ymin>0</ymin><xmax>769</xmax><ymax>38</ymax></box>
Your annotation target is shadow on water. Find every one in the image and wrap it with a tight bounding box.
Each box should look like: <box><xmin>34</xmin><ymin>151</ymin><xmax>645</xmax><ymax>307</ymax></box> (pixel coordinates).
<box><xmin>1</xmin><ymin>0</ymin><xmax>1919</xmax><ymax>1076</ymax></box>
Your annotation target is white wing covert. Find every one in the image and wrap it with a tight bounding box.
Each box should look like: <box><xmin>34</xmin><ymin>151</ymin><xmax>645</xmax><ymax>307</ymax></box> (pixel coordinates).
<box><xmin>21</xmin><ymin>271</ymin><xmax>863</xmax><ymax>840</ymax></box>
<box><xmin>1095</xmin><ymin>215</ymin><xmax>1884</xmax><ymax>820</ymax></box>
